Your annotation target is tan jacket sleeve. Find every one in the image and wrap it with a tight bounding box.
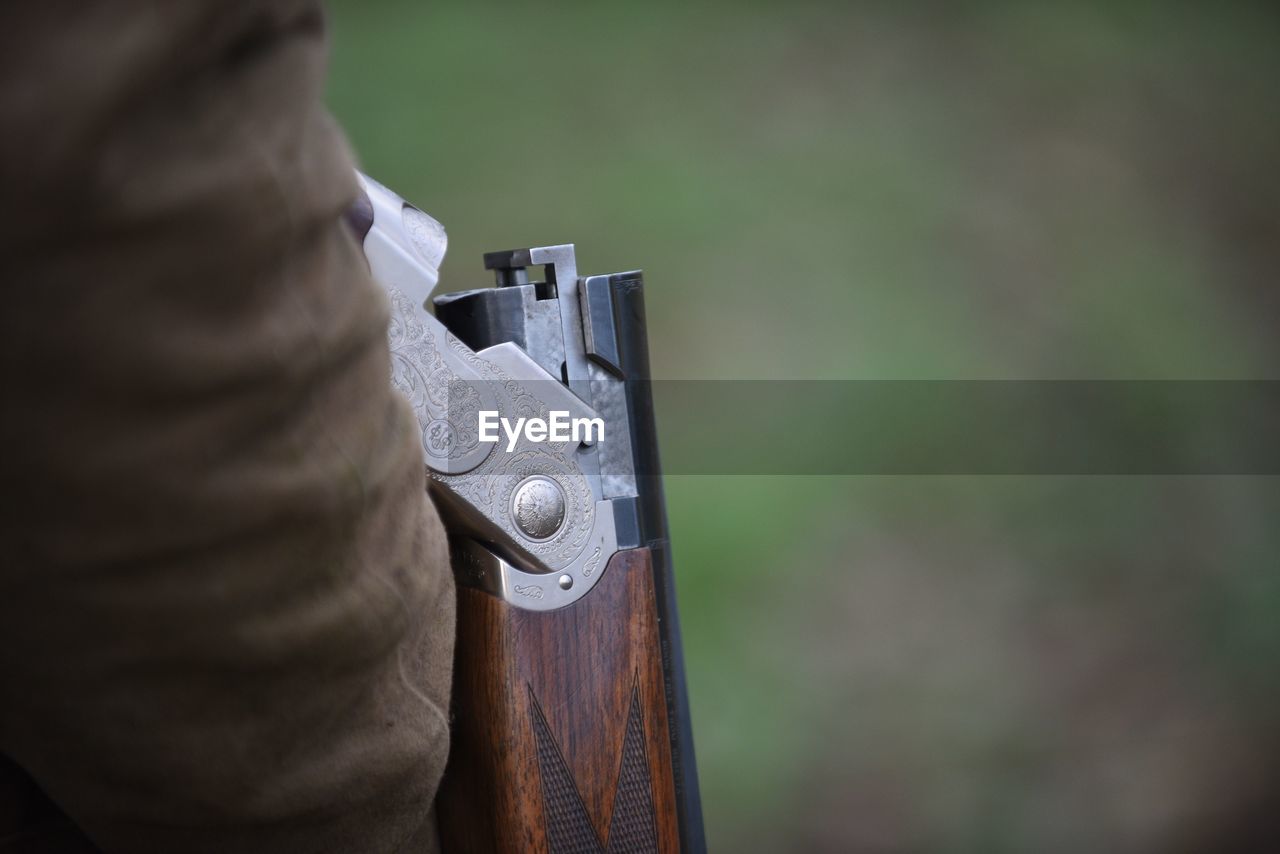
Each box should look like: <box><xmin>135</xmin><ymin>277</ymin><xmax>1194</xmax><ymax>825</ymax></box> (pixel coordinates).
<box><xmin>0</xmin><ymin>3</ymin><xmax>454</xmax><ymax>852</ymax></box>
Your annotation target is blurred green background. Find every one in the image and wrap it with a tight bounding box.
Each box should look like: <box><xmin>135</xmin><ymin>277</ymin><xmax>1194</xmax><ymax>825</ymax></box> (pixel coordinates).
<box><xmin>326</xmin><ymin>3</ymin><xmax>1280</xmax><ymax>851</ymax></box>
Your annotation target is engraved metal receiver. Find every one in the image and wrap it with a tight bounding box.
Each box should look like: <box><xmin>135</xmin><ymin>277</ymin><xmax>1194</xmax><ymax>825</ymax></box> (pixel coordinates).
<box><xmin>351</xmin><ymin>174</ymin><xmax>705</xmax><ymax>853</ymax></box>
<box><xmin>355</xmin><ymin>173</ymin><xmax>638</xmax><ymax>612</ymax></box>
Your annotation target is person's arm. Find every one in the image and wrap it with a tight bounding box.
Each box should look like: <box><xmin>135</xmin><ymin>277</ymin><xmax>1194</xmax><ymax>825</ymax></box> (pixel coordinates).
<box><xmin>0</xmin><ymin>3</ymin><xmax>453</xmax><ymax>851</ymax></box>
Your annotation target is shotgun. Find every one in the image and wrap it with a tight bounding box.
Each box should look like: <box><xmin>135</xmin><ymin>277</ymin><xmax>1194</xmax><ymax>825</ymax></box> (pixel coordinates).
<box><xmin>347</xmin><ymin>174</ymin><xmax>706</xmax><ymax>854</ymax></box>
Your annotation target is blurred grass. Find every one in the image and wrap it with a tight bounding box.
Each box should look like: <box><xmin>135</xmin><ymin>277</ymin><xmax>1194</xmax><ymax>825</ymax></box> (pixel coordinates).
<box><xmin>327</xmin><ymin>3</ymin><xmax>1280</xmax><ymax>851</ymax></box>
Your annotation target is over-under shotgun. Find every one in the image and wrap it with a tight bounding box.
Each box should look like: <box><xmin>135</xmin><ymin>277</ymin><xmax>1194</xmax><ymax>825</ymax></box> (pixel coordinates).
<box><xmin>348</xmin><ymin>175</ymin><xmax>705</xmax><ymax>854</ymax></box>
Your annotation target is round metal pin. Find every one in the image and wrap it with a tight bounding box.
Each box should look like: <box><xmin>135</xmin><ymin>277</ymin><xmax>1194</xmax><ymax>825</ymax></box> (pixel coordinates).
<box><xmin>511</xmin><ymin>475</ymin><xmax>567</xmax><ymax>541</ymax></box>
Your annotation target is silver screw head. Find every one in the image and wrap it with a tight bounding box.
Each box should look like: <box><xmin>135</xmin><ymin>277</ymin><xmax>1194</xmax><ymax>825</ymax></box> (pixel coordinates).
<box><xmin>558</xmin><ymin>574</ymin><xmax>573</xmax><ymax>590</ymax></box>
<box><xmin>511</xmin><ymin>475</ymin><xmax>567</xmax><ymax>541</ymax></box>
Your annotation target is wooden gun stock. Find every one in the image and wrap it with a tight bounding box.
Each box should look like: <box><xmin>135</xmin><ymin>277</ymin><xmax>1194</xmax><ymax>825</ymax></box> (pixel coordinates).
<box><xmin>429</xmin><ymin>269</ymin><xmax>704</xmax><ymax>853</ymax></box>
<box><xmin>440</xmin><ymin>546</ymin><xmax>680</xmax><ymax>853</ymax></box>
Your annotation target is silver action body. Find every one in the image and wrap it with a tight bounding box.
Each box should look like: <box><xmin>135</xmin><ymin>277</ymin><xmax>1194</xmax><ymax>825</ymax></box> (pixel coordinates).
<box><xmin>355</xmin><ymin>174</ymin><xmax>640</xmax><ymax>611</ymax></box>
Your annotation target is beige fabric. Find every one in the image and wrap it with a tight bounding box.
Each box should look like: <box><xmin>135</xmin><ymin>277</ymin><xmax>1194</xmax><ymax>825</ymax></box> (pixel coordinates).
<box><xmin>0</xmin><ymin>3</ymin><xmax>454</xmax><ymax>852</ymax></box>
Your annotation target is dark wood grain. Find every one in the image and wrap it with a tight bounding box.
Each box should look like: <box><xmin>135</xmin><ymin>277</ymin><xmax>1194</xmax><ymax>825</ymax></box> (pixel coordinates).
<box><xmin>438</xmin><ymin>547</ymin><xmax>680</xmax><ymax>854</ymax></box>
